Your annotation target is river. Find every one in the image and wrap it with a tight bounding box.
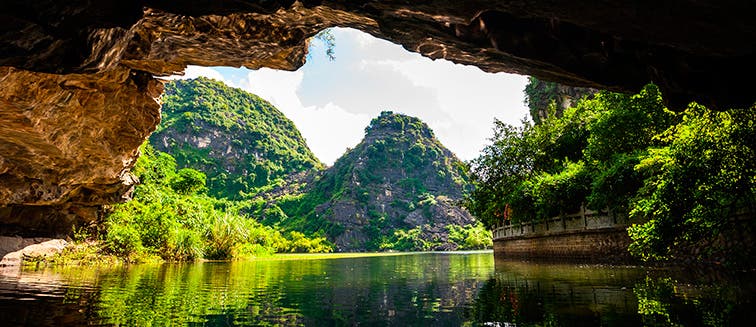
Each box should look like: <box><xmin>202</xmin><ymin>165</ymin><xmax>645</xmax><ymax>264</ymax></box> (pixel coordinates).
<box><xmin>0</xmin><ymin>251</ymin><xmax>752</xmax><ymax>326</ymax></box>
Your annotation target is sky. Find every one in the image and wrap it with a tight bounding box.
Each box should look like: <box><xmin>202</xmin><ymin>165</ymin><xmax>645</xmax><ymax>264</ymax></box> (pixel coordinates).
<box><xmin>173</xmin><ymin>27</ymin><xmax>530</xmax><ymax>166</ymax></box>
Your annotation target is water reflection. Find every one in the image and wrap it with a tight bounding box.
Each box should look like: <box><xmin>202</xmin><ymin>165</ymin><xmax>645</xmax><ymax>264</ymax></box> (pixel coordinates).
<box><xmin>0</xmin><ymin>253</ymin><xmax>494</xmax><ymax>326</ymax></box>
<box><xmin>0</xmin><ymin>253</ymin><xmax>753</xmax><ymax>326</ymax></box>
<box><xmin>469</xmin><ymin>259</ymin><xmax>755</xmax><ymax>326</ymax></box>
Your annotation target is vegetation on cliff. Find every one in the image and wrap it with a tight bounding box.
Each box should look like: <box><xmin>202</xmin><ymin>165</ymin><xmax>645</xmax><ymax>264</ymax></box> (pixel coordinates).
<box><xmin>523</xmin><ymin>77</ymin><xmax>596</xmax><ymax>124</ymax></box>
<box><xmin>468</xmin><ymin>79</ymin><xmax>755</xmax><ymax>264</ymax></box>
<box><xmin>96</xmin><ymin>143</ymin><xmax>332</xmax><ymax>263</ymax></box>
<box><xmin>153</xmin><ymin>77</ymin><xmax>322</xmax><ymax>199</ymax></box>
<box><xmin>259</xmin><ymin>112</ymin><xmax>490</xmax><ymax>252</ymax></box>
<box><xmin>83</xmin><ymin>80</ymin><xmax>489</xmax><ymax>261</ymax></box>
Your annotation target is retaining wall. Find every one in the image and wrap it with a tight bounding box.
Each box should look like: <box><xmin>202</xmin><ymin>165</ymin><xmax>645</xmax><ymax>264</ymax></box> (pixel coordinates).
<box><xmin>492</xmin><ymin>208</ymin><xmax>634</xmax><ymax>262</ymax></box>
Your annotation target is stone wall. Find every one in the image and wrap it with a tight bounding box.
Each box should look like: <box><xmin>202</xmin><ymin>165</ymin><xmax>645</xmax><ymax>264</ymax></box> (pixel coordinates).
<box><xmin>492</xmin><ymin>208</ymin><xmax>634</xmax><ymax>262</ymax></box>
<box><xmin>492</xmin><ymin>208</ymin><xmax>623</xmax><ymax>239</ymax></box>
<box><xmin>493</xmin><ymin>227</ymin><xmax>634</xmax><ymax>262</ymax></box>
<box><xmin>493</xmin><ymin>209</ymin><xmax>755</xmax><ymax>265</ymax></box>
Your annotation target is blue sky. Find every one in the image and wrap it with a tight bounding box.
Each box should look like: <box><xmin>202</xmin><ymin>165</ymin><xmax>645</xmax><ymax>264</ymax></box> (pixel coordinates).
<box><xmin>174</xmin><ymin>28</ymin><xmax>529</xmax><ymax>165</ymax></box>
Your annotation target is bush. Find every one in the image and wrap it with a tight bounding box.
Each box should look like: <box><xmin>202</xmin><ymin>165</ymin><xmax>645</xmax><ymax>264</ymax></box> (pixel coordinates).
<box><xmin>165</xmin><ymin>228</ymin><xmax>204</xmax><ymax>261</ymax></box>
<box><xmin>529</xmin><ymin>161</ymin><xmax>590</xmax><ymax>219</ymax></box>
<box><xmin>282</xmin><ymin>231</ymin><xmax>333</xmax><ymax>253</ymax></box>
<box><xmin>627</xmin><ymin>105</ymin><xmax>756</xmax><ymax>261</ymax></box>
<box><xmin>384</xmin><ymin>227</ymin><xmax>427</xmax><ymax>251</ymax></box>
<box><xmin>169</xmin><ymin>168</ymin><xmax>207</xmax><ymax>194</ymax></box>
<box><xmin>233</xmin><ymin>243</ymin><xmax>275</xmax><ymax>259</ymax></box>
<box><xmin>586</xmin><ymin>153</ymin><xmax>644</xmax><ymax>212</ymax></box>
<box><xmin>447</xmin><ymin>223</ymin><xmax>493</xmax><ymax>250</ymax></box>
<box><xmin>104</xmin><ymin>223</ymin><xmax>143</xmax><ymax>257</ymax></box>
<box><xmin>102</xmin><ymin>142</ymin><xmax>335</xmax><ymax>262</ymax></box>
<box><xmin>205</xmin><ymin>213</ymin><xmax>249</xmax><ymax>260</ymax></box>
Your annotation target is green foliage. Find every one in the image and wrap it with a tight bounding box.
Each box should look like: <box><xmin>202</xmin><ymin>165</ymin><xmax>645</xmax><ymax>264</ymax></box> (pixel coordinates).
<box><xmin>312</xmin><ymin>28</ymin><xmax>336</xmax><ymax>61</ymax></box>
<box><xmin>529</xmin><ymin>161</ymin><xmax>591</xmax><ymax>219</ymax></box>
<box><xmin>583</xmin><ymin>85</ymin><xmax>674</xmax><ymax>163</ymax></box>
<box><xmin>466</xmin><ymin>120</ymin><xmax>534</xmax><ymax>226</ymax></box>
<box><xmin>447</xmin><ymin>222</ymin><xmax>493</xmax><ymax>250</ymax></box>
<box><xmin>165</xmin><ymin>228</ymin><xmax>204</xmax><ymax>261</ymax></box>
<box><xmin>104</xmin><ymin>143</ymin><xmax>332</xmax><ymax>262</ymax></box>
<box><xmin>205</xmin><ymin>213</ymin><xmax>251</xmax><ymax>260</ymax></box>
<box><xmin>104</xmin><ymin>222</ymin><xmax>142</xmax><ymax>257</ymax></box>
<box><xmin>627</xmin><ymin>104</ymin><xmax>755</xmax><ymax>261</ymax></box>
<box><xmin>468</xmin><ymin>84</ymin><xmax>673</xmax><ymax>227</ymax></box>
<box><xmin>469</xmin><ymin>82</ymin><xmax>755</xmax><ymax>264</ymax></box>
<box><xmin>586</xmin><ymin>152</ymin><xmax>644</xmax><ymax>212</ymax></box>
<box><xmin>383</xmin><ymin>227</ymin><xmax>427</xmax><ymax>251</ymax></box>
<box><xmin>376</xmin><ymin>223</ymin><xmax>493</xmax><ymax>252</ymax></box>
<box><xmin>169</xmin><ymin>168</ymin><xmax>207</xmax><ymax>195</ymax></box>
<box><xmin>153</xmin><ymin>77</ymin><xmax>322</xmax><ymax>199</ymax></box>
<box><xmin>281</xmin><ymin>231</ymin><xmax>333</xmax><ymax>253</ymax></box>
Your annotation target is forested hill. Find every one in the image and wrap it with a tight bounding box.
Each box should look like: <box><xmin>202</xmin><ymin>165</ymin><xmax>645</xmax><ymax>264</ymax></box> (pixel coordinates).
<box><xmin>270</xmin><ymin>111</ymin><xmax>488</xmax><ymax>252</ymax></box>
<box><xmin>152</xmin><ymin>77</ymin><xmax>322</xmax><ymax>199</ymax></box>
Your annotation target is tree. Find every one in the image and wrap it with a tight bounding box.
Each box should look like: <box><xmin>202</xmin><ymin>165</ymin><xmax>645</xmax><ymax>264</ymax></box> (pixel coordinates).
<box><xmin>627</xmin><ymin>104</ymin><xmax>756</xmax><ymax>261</ymax></box>
<box><xmin>467</xmin><ymin>119</ymin><xmax>535</xmax><ymax>227</ymax></box>
<box><xmin>170</xmin><ymin>168</ymin><xmax>207</xmax><ymax>195</ymax></box>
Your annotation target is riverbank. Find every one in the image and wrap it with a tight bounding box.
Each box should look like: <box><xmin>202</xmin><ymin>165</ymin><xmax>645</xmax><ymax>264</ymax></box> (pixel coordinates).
<box><xmin>11</xmin><ymin>237</ymin><xmax>493</xmax><ymax>267</ymax></box>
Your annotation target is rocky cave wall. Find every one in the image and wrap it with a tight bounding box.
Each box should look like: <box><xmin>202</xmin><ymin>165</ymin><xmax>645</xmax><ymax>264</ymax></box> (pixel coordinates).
<box><xmin>1</xmin><ymin>0</ymin><xmax>755</xmax><ymax>234</ymax></box>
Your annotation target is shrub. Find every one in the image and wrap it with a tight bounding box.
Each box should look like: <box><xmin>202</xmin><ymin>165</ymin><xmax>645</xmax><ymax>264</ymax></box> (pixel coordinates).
<box><xmin>205</xmin><ymin>213</ymin><xmax>248</xmax><ymax>260</ymax></box>
<box><xmin>165</xmin><ymin>228</ymin><xmax>204</xmax><ymax>261</ymax></box>
<box><xmin>282</xmin><ymin>231</ymin><xmax>333</xmax><ymax>253</ymax></box>
<box><xmin>104</xmin><ymin>223</ymin><xmax>143</xmax><ymax>257</ymax></box>
<box><xmin>169</xmin><ymin>168</ymin><xmax>207</xmax><ymax>195</ymax></box>
<box><xmin>447</xmin><ymin>223</ymin><xmax>493</xmax><ymax>250</ymax></box>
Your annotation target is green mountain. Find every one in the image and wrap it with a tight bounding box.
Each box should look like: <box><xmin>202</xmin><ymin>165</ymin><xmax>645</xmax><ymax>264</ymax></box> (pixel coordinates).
<box><xmin>151</xmin><ymin>77</ymin><xmax>322</xmax><ymax>199</ymax></box>
<box><xmin>272</xmin><ymin>111</ymin><xmax>487</xmax><ymax>252</ymax></box>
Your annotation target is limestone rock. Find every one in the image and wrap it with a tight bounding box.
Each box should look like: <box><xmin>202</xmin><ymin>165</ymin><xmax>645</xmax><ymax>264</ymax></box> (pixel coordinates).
<box><xmin>0</xmin><ymin>236</ymin><xmax>67</xmax><ymax>266</ymax></box>
<box><xmin>308</xmin><ymin>112</ymin><xmax>476</xmax><ymax>251</ymax></box>
<box><xmin>0</xmin><ymin>66</ymin><xmax>161</xmax><ymax>233</ymax></box>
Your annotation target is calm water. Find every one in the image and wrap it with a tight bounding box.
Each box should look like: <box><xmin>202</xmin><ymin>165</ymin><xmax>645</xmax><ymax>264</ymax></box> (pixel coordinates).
<box><xmin>0</xmin><ymin>251</ymin><xmax>753</xmax><ymax>326</ymax></box>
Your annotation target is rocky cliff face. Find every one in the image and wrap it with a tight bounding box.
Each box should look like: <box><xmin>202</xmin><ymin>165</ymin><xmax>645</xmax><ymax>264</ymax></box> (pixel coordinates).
<box><xmin>525</xmin><ymin>77</ymin><xmax>598</xmax><ymax>124</ymax></box>
<box><xmin>1</xmin><ymin>0</ymin><xmax>754</xmax><ymax>233</ymax></box>
<box><xmin>306</xmin><ymin>112</ymin><xmax>476</xmax><ymax>251</ymax></box>
<box><xmin>151</xmin><ymin>78</ymin><xmax>321</xmax><ymax>199</ymax></box>
<box><xmin>0</xmin><ymin>67</ymin><xmax>161</xmax><ymax>235</ymax></box>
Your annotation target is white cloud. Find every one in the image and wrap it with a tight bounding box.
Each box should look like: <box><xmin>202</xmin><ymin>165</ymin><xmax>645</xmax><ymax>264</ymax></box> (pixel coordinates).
<box><xmin>242</xmin><ymin>68</ymin><xmax>370</xmax><ymax>165</ymax></box>
<box><xmin>371</xmin><ymin>57</ymin><xmax>529</xmax><ymax>159</ymax></box>
<box><xmin>167</xmin><ymin>66</ymin><xmax>227</xmax><ymax>83</ymax></box>
<box><xmin>244</xmin><ymin>68</ymin><xmax>305</xmax><ymax>113</ymax></box>
<box><xmin>286</xmin><ymin>103</ymin><xmax>372</xmax><ymax>165</ymax></box>
<box><xmin>296</xmin><ymin>27</ymin><xmax>529</xmax><ymax>162</ymax></box>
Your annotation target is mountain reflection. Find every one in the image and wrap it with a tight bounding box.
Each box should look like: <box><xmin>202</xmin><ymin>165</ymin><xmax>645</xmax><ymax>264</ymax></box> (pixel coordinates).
<box><xmin>0</xmin><ymin>253</ymin><xmax>753</xmax><ymax>326</ymax></box>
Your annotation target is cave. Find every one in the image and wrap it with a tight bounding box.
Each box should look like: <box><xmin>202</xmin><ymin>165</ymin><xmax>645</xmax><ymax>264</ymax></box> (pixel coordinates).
<box><xmin>1</xmin><ymin>0</ymin><xmax>755</xmax><ymax>234</ymax></box>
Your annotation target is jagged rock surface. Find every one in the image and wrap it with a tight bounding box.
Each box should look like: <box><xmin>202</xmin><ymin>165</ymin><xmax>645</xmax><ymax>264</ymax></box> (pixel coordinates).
<box><xmin>0</xmin><ymin>0</ymin><xmax>755</xmax><ymax>232</ymax></box>
<box><xmin>308</xmin><ymin>112</ymin><xmax>476</xmax><ymax>251</ymax></box>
